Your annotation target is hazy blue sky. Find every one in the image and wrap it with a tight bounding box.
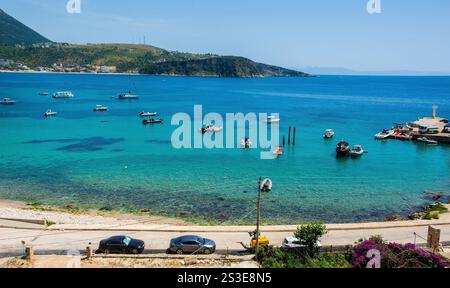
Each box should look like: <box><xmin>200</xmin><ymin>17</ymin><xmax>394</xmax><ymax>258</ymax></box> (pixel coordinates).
<box><xmin>1</xmin><ymin>0</ymin><xmax>450</xmax><ymax>72</ymax></box>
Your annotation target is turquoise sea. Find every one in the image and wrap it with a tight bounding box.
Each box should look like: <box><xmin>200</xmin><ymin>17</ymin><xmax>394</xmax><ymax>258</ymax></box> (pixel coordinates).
<box><xmin>0</xmin><ymin>73</ymin><xmax>449</xmax><ymax>224</ymax></box>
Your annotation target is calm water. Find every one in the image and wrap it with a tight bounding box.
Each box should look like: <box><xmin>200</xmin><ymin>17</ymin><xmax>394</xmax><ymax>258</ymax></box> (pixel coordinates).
<box><xmin>0</xmin><ymin>73</ymin><xmax>449</xmax><ymax>224</ymax></box>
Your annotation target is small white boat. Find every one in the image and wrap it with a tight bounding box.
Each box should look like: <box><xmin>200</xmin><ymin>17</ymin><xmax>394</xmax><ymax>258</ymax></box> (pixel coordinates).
<box><xmin>265</xmin><ymin>116</ymin><xmax>280</xmax><ymax>124</ymax></box>
<box><xmin>0</xmin><ymin>98</ymin><xmax>16</xmax><ymax>105</ymax></box>
<box><xmin>323</xmin><ymin>129</ymin><xmax>335</xmax><ymax>139</ymax></box>
<box><xmin>53</xmin><ymin>91</ymin><xmax>74</xmax><ymax>98</ymax></box>
<box><xmin>118</xmin><ymin>93</ymin><xmax>139</xmax><ymax>100</ymax></box>
<box><xmin>350</xmin><ymin>145</ymin><xmax>365</xmax><ymax>157</ymax></box>
<box><xmin>43</xmin><ymin>110</ymin><xmax>57</xmax><ymax>117</ymax></box>
<box><xmin>260</xmin><ymin>178</ymin><xmax>273</xmax><ymax>192</ymax></box>
<box><xmin>240</xmin><ymin>138</ymin><xmax>253</xmax><ymax>148</ymax></box>
<box><xmin>417</xmin><ymin>137</ymin><xmax>438</xmax><ymax>145</ymax></box>
<box><xmin>140</xmin><ymin>111</ymin><xmax>158</xmax><ymax>117</ymax></box>
<box><xmin>375</xmin><ymin>129</ymin><xmax>393</xmax><ymax>140</ymax></box>
<box><xmin>273</xmin><ymin>146</ymin><xmax>283</xmax><ymax>157</ymax></box>
<box><xmin>93</xmin><ymin>105</ymin><xmax>108</xmax><ymax>112</ymax></box>
<box><xmin>199</xmin><ymin>125</ymin><xmax>222</xmax><ymax>134</ymax></box>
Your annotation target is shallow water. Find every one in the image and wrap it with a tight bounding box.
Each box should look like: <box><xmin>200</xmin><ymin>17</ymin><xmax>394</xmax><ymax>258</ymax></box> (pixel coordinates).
<box><xmin>0</xmin><ymin>73</ymin><xmax>449</xmax><ymax>224</ymax></box>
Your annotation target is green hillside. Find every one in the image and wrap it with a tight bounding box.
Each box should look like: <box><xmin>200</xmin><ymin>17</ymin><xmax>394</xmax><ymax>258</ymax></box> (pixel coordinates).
<box><xmin>0</xmin><ymin>9</ymin><xmax>50</xmax><ymax>45</ymax></box>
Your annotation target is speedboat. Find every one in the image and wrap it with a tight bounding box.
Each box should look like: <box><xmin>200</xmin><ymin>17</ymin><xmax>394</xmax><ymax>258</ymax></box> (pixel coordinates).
<box><xmin>273</xmin><ymin>146</ymin><xmax>283</xmax><ymax>157</ymax></box>
<box><xmin>374</xmin><ymin>129</ymin><xmax>393</xmax><ymax>140</ymax></box>
<box><xmin>199</xmin><ymin>125</ymin><xmax>222</xmax><ymax>134</ymax></box>
<box><xmin>240</xmin><ymin>138</ymin><xmax>253</xmax><ymax>148</ymax></box>
<box><xmin>139</xmin><ymin>111</ymin><xmax>158</xmax><ymax>117</ymax></box>
<box><xmin>336</xmin><ymin>141</ymin><xmax>350</xmax><ymax>157</ymax></box>
<box><xmin>143</xmin><ymin>118</ymin><xmax>163</xmax><ymax>125</ymax></box>
<box><xmin>323</xmin><ymin>129</ymin><xmax>335</xmax><ymax>139</ymax></box>
<box><xmin>417</xmin><ymin>137</ymin><xmax>438</xmax><ymax>145</ymax></box>
<box><xmin>118</xmin><ymin>93</ymin><xmax>139</xmax><ymax>100</ymax></box>
<box><xmin>43</xmin><ymin>110</ymin><xmax>57</xmax><ymax>117</ymax></box>
<box><xmin>93</xmin><ymin>105</ymin><xmax>108</xmax><ymax>112</ymax></box>
<box><xmin>53</xmin><ymin>91</ymin><xmax>74</xmax><ymax>98</ymax></box>
<box><xmin>265</xmin><ymin>116</ymin><xmax>280</xmax><ymax>124</ymax></box>
<box><xmin>350</xmin><ymin>145</ymin><xmax>365</xmax><ymax>157</ymax></box>
<box><xmin>0</xmin><ymin>98</ymin><xmax>16</xmax><ymax>105</ymax></box>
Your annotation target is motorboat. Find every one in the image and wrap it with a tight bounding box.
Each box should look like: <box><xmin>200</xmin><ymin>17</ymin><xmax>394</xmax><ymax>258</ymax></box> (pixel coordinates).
<box><xmin>142</xmin><ymin>118</ymin><xmax>163</xmax><ymax>125</ymax></box>
<box><xmin>336</xmin><ymin>141</ymin><xmax>350</xmax><ymax>157</ymax></box>
<box><xmin>199</xmin><ymin>125</ymin><xmax>222</xmax><ymax>134</ymax></box>
<box><xmin>43</xmin><ymin>110</ymin><xmax>57</xmax><ymax>117</ymax></box>
<box><xmin>38</xmin><ymin>92</ymin><xmax>49</xmax><ymax>96</ymax></box>
<box><xmin>260</xmin><ymin>178</ymin><xmax>273</xmax><ymax>192</ymax></box>
<box><xmin>265</xmin><ymin>116</ymin><xmax>280</xmax><ymax>124</ymax></box>
<box><xmin>139</xmin><ymin>111</ymin><xmax>158</xmax><ymax>117</ymax></box>
<box><xmin>416</xmin><ymin>137</ymin><xmax>438</xmax><ymax>145</ymax></box>
<box><xmin>240</xmin><ymin>138</ymin><xmax>253</xmax><ymax>148</ymax></box>
<box><xmin>323</xmin><ymin>129</ymin><xmax>335</xmax><ymax>139</ymax></box>
<box><xmin>93</xmin><ymin>105</ymin><xmax>108</xmax><ymax>112</ymax></box>
<box><xmin>0</xmin><ymin>98</ymin><xmax>16</xmax><ymax>105</ymax></box>
<box><xmin>118</xmin><ymin>93</ymin><xmax>139</xmax><ymax>100</ymax></box>
<box><xmin>374</xmin><ymin>129</ymin><xmax>393</xmax><ymax>140</ymax></box>
<box><xmin>53</xmin><ymin>91</ymin><xmax>74</xmax><ymax>98</ymax></box>
<box><xmin>350</xmin><ymin>145</ymin><xmax>365</xmax><ymax>157</ymax></box>
<box><xmin>273</xmin><ymin>146</ymin><xmax>283</xmax><ymax>157</ymax></box>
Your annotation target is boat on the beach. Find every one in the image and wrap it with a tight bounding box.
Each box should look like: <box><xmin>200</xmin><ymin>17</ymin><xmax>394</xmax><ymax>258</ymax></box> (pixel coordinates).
<box><xmin>265</xmin><ymin>116</ymin><xmax>280</xmax><ymax>124</ymax></box>
<box><xmin>140</xmin><ymin>111</ymin><xmax>158</xmax><ymax>117</ymax></box>
<box><xmin>240</xmin><ymin>138</ymin><xmax>253</xmax><ymax>148</ymax></box>
<box><xmin>350</xmin><ymin>145</ymin><xmax>365</xmax><ymax>157</ymax></box>
<box><xmin>93</xmin><ymin>105</ymin><xmax>108</xmax><ymax>112</ymax></box>
<box><xmin>38</xmin><ymin>92</ymin><xmax>49</xmax><ymax>96</ymax></box>
<box><xmin>374</xmin><ymin>129</ymin><xmax>393</xmax><ymax>140</ymax></box>
<box><xmin>142</xmin><ymin>118</ymin><xmax>163</xmax><ymax>125</ymax></box>
<box><xmin>416</xmin><ymin>137</ymin><xmax>438</xmax><ymax>145</ymax></box>
<box><xmin>53</xmin><ymin>91</ymin><xmax>74</xmax><ymax>98</ymax></box>
<box><xmin>43</xmin><ymin>110</ymin><xmax>57</xmax><ymax>117</ymax></box>
<box><xmin>336</xmin><ymin>141</ymin><xmax>350</xmax><ymax>157</ymax></box>
<box><xmin>323</xmin><ymin>129</ymin><xmax>335</xmax><ymax>139</ymax></box>
<box><xmin>0</xmin><ymin>98</ymin><xmax>16</xmax><ymax>105</ymax></box>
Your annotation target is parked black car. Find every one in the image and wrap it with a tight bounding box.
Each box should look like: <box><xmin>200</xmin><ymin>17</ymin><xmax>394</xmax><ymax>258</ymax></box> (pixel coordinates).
<box><xmin>168</xmin><ymin>235</ymin><xmax>216</xmax><ymax>255</ymax></box>
<box><xmin>96</xmin><ymin>236</ymin><xmax>145</xmax><ymax>254</ymax></box>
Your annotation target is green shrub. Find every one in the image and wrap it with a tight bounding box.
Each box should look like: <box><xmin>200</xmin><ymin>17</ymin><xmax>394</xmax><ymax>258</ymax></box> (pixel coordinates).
<box><xmin>294</xmin><ymin>223</ymin><xmax>327</xmax><ymax>256</ymax></box>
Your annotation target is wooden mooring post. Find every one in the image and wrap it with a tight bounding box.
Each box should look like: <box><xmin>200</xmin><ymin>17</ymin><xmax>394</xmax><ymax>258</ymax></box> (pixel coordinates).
<box><xmin>288</xmin><ymin>127</ymin><xmax>291</xmax><ymax>145</ymax></box>
<box><xmin>282</xmin><ymin>136</ymin><xmax>285</xmax><ymax>147</ymax></box>
<box><xmin>293</xmin><ymin>127</ymin><xmax>296</xmax><ymax>145</ymax></box>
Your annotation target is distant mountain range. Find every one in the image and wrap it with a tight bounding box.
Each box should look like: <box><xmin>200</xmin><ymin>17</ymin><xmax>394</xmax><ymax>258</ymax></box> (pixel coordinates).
<box><xmin>0</xmin><ymin>9</ymin><xmax>50</xmax><ymax>45</ymax></box>
<box><xmin>295</xmin><ymin>66</ymin><xmax>450</xmax><ymax>76</ymax></box>
<box><xmin>0</xmin><ymin>9</ymin><xmax>308</xmax><ymax>77</ymax></box>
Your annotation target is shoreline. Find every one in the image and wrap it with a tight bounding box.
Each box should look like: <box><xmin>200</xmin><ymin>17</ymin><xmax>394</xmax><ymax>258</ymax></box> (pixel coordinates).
<box><xmin>1</xmin><ymin>198</ymin><xmax>449</xmax><ymax>231</ymax></box>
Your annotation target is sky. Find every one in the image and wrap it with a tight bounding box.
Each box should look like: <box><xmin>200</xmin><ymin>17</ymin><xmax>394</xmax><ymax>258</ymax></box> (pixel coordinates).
<box><xmin>1</xmin><ymin>0</ymin><xmax>450</xmax><ymax>73</ymax></box>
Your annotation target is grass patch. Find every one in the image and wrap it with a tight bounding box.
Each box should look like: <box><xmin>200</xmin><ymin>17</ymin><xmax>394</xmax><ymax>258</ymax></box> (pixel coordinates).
<box><xmin>424</xmin><ymin>204</ymin><xmax>449</xmax><ymax>220</ymax></box>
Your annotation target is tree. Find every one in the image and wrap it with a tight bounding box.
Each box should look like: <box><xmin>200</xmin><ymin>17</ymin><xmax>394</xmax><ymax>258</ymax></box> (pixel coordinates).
<box><xmin>294</xmin><ymin>223</ymin><xmax>327</xmax><ymax>256</ymax></box>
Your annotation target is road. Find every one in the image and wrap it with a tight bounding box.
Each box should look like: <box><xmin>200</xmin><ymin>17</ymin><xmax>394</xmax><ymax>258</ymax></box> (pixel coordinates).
<box><xmin>1</xmin><ymin>224</ymin><xmax>449</xmax><ymax>257</ymax></box>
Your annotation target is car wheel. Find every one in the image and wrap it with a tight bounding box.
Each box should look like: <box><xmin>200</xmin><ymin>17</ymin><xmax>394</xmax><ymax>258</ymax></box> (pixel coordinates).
<box><xmin>176</xmin><ymin>249</ymin><xmax>184</xmax><ymax>255</ymax></box>
<box><xmin>132</xmin><ymin>248</ymin><xmax>139</xmax><ymax>255</ymax></box>
<box><xmin>203</xmin><ymin>248</ymin><xmax>211</xmax><ymax>255</ymax></box>
<box><xmin>105</xmin><ymin>249</ymin><xmax>111</xmax><ymax>254</ymax></box>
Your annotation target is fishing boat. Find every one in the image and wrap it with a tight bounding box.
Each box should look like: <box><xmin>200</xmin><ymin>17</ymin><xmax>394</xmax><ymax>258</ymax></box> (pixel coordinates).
<box><xmin>0</xmin><ymin>98</ymin><xmax>16</xmax><ymax>105</ymax></box>
<box><xmin>118</xmin><ymin>92</ymin><xmax>139</xmax><ymax>100</ymax></box>
<box><xmin>93</xmin><ymin>105</ymin><xmax>108</xmax><ymax>112</ymax></box>
<box><xmin>240</xmin><ymin>138</ymin><xmax>253</xmax><ymax>148</ymax></box>
<box><xmin>336</xmin><ymin>141</ymin><xmax>350</xmax><ymax>157</ymax></box>
<box><xmin>273</xmin><ymin>146</ymin><xmax>283</xmax><ymax>157</ymax></box>
<box><xmin>350</xmin><ymin>145</ymin><xmax>365</xmax><ymax>157</ymax></box>
<box><xmin>38</xmin><ymin>92</ymin><xmax>49</xmax><ymax>96</ymax></box>
<box><xmin>142</xmin><ymin>118</ymin><xmax>163</xmax><ymax>125</ymax></box>
<box><xmin>265</xmin><ymin>116</ymin><xmax>280</xmax><ymax>124</ymax></box>
<box><xmin>374</xmin><ymin>129</ymin><xmax>393</xmax><ymax>140</ymax></box>
<box><xmin>52</xmin><ymin>91</ymin><xmax>74</xmax><ymax>98</ymax></box>
<box><xmin>323</xmin><ymin>129</ymin><xmax>335</xmax><ymax>139</ymax></box>
<box><xmin>43</xmin><ymin>110</ymin><xmax>57</xmax><ymax>117</ymax></box>
<box><xmin>139</xmin><ymin>111</ymin><xmax>158</xmax><ymax>117</ymax></box>
<box><xmin>416</xmin><ymin>137</ymin><xmax>438</xmax><ymax>145</ymax></box>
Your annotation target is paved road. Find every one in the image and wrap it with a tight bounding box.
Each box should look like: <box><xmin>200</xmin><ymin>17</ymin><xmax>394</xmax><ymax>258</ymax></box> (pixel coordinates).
<box><xmin>1</xmin><ymin>224</ymin><xmax>449</xmax><ymax>257</ymax></box>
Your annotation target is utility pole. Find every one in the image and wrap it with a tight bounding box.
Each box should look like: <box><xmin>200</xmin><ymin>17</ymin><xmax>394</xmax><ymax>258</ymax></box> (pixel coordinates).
<box><xmin>255</xmin><ymin>176</ymin><xmax>262</xmax><ymax>259</ymax></box>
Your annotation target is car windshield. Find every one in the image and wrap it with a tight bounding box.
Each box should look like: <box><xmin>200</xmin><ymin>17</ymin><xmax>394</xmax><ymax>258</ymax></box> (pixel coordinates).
<box><xmin>197</xmin><ymin>237</ymin><xmax>205</xmax><ymax>243</ymax></box>
<box><xmin>123</xmin><ymin>237</ymin><xmax>131</xmax><ymax>245</ymax></box>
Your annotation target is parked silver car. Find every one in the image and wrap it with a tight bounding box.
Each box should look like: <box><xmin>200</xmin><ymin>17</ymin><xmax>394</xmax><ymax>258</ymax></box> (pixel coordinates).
<box><xmin>168</xmin><ymin>235</ymin><xmax>216</xmax><ymax>255</ymax></box>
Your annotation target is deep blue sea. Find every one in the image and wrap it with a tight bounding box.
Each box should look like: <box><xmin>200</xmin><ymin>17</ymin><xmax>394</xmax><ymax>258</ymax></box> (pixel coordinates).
<box><xmin>0</xmin><ymin>73</ymin><xmax>449</xmax><ymax>224</ymax></box>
